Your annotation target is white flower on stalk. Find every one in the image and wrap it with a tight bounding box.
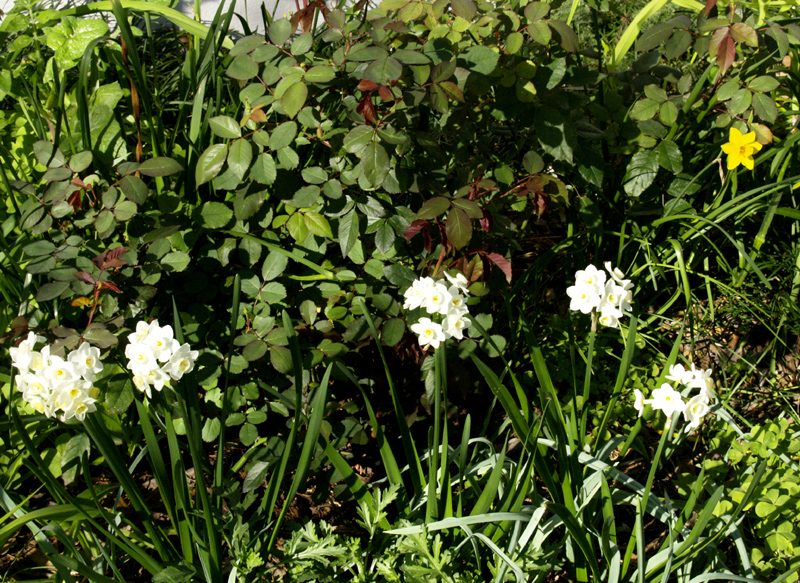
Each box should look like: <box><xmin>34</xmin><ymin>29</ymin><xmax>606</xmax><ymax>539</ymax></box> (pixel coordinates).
<box><xmin>446</xmin><ymin>287</ymin><xmax>468</xmax><ymax>316</ymax></box>
<box><xmin>145</xmin><ymin>366</ymin><xmax>170</xmax><ymax>392</ymax></box>
<box><xmin>9</xmin><ymin>332</ymin><xmax>44</xmax><ymax>372</ymax></box>
<box><xmin>146</xmin><ymin>324</ymin><xmax>179</xmax><ymax>363</ymax></box>
<box><xmin>410</xmin><ymin>318</ymin><xmax>446</xmax><ymax>349</ymax></box>
<box><xmin>575</xmin><ymin>265</ymin><xmax>606</xmax><ymax>290</ymax></box>
<box><xmin>566</xmin><ymin>282</ymin><xmax>602</xmax><ymax>314</ymax></box>
<box><xmin>665</xmin><ymin>364</ymin><xmax>692</xmax><ymax>384</ymax></box>
<box><xmin>403</xmin><ymin>277</ymin><xmax>436</xmax><ymax>311</ymax></box>
<box><xmin>424</xmin><ymin>283</ymin><xmax>453</xmax><ymax>316</ymax></box>
<box><xmin>20</xmin><ymin>373</ymin><xmax>50</xmax><ymax>402</ymax></box>
<box><xmin>442</xmin><ymin>313</ymin><xmax>471</xmax><ymax>340</ymax></box>
<box><xmin>128</xmin><ymin>320</ymin><xmax>157</xmax><ymax>344</ymax></box>
<box><xmin>125</xmin><ymin>342</ymin><xmax>158</xmax><ymax>376</ymax></box>
<box><xmin>68</xmin><ymin>342</ymin><xmax>104</xmax><ymax>381</ymax></box>
<box><xmin>444</xmin><ymin>272</ymin><xmax>470</xmax><ymax>295</ymax></box>
<box><xmin>44</xmin><ymin>355</ymin><xmax>78</xmax><ymax>388</ymax></box>
<box><xmin>686</xmin><ymin>365</ymin><xmax>713</xmax><ymax>390</ymax></box>
<box><xmin>598</xmin><ymin>311</ymin><xmax>620</xmax><ymax>328</ymax></box>
<box><xmin>166</xmin><ymin>343</ymin><xmax>199</xmax><ymax>380</ymax></box>
<box><xmin>132</xmin><ymin>374</ymin><xmax>153</xmax><ymax>399</ymax></box>
<box><xmin>646</xmin><ymin>383</ymin><xmax>686</xmax><ymax>418</ymax></box>
<box><xmin>633</xmin><ymin>388</ymin><xmax>645</xmax><ymax>417</ymax></box>
<box><xmin>682</xmin><ymin>394</ymin><xmax>710</xmax><ymax>433</ymax></box>
<box><xmin>28</xmin><ymin>346</ymin><xmax>50</xmax><ymax>374</ymax></box>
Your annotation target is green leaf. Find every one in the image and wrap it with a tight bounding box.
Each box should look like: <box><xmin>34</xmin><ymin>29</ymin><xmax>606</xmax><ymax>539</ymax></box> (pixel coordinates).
<box><xmin>105</xmin><ymin>375</ymin><xmax>134</xmax><ymax>414</ymax></box>
<box><xmin>527</xmin><ymin>21</ymin><xmax>552</xmax><ymax>45</ymax></box>
<box><xmin>536</xmin><ymin>107</ymin><xmax>575</xmax><ymax>162</ymax></box>
<box><xmin>209</xmin><ymin>115</ymin><xmax>242</xmax><ymax>139</ymax></box>
<box><xmin>287</xmin><ymin>213</ymin><xmax>308</xmax><ymax>242</ymax></box>
<box><xmin>360</xmin><ymin>141</ymin><xmax>390</xmax><ymax>187</ymax></box>
<box><xmin>114</xmin><ymin>200</ymin><xmax>137</xmax><ymax>221</ymax></box>
<box><xmin>243</xmin><ymin>461</ymin><xmax>269</xmax><ymax>493</ymax></box>
<box><xmin>302</xmin><ymin>166</ymin><xmax>328</xmax><ymax>184</ymax></box>
<box><xmin>752</xmin><ymin>93</ymin><xmax>778</xmax><ymax>123</ymax></box>
<box><xmin>524</xmin><ymin>2</ymin><xmax>549</xmax><ymax>21</ymax></box>
<box><xmin>304</xmin><ymin>212</ymin><xmax>333</xmax><ymax>238</ymax></box>
<box><xmin>548</xmin><ymin>20</ymin><xmax>579</xmax><ymax>52</ymax></box>
<box><xmin>162</xmin><ymin>251</ymin><xmax>191</xmax><ymax>272</ymax></box>
<box><xmin>33</xmin><ymin>140</ymin><xmax>66</xmax><ymax>168</ymax></box>
<box><xmin>227</xmin><ymin>140</ymin><xmax>253</xmax><ymax>180</ymax></box>
<box><xmin>460</xmin><ymin>45</ymin><xmax>499</xmax><ymax>75</ymax></box>
<box><xmin>83</xmin><ymin>323</ymin><xmax>117</xmax><ymax>348</ymax></box>
<box><xmin>716</xmin><ymin>79</ymin><xmax>740</xmax><ymax>101</ymax></box>
<box><xmin>300</xmin><ymin>300</ymin><xmax>317</xmax><ymax>325</ymax></box>
<box><xmin>506</xmin><ymin>32</ymin><xmax>524</xmax><ymax>54</ymax></box>
<box><xmin>270</xmin><ymin>345</ymin><xmax>293</xmax><ymax>373</ymax></box>
<box><xmin>659</xmin><ymin>101</ymin><xmax>678</xmax><ymax>126</ymax></box>
<box><xmin>227</xmin><ymin>54</ymin><xmax>259</xmax><ymax>80</ymax></box>
<box><xmin>281</xmin><ymin>81</ymin><xmax>308</xmax><ymax>119</ymax></box>
<box><xmin>291</xmin><ymin>33</ymin><xmax>312</xmax><ymax>56</ymax></box>
<box><xmin>270</xmin><ymin>121</ymin><xmax>298</xmax><ymax>150</ymax></box>
<box><xmin>383</xmin><ymin>264</ymin><xmax>416</xmax><ymax>287</ymax></box>
<box><xmin>137</xmin><ymin>157</ymin><xmax>183</xmax><ymax>177</ymax></box>
<box><xmin>202</xmin><ymin>418</ymin><xmax>221</xmax><ymax>442</ymax></box>
<box><xmin>61</xmin><ymin>434</ymin><xmax>90</xmax><ymax>485</ymax></box>
<box><xmin>729</xmin><ymin>88</ymin><xmax>752</xmax><ymax>116</ymax></box>
<box><xmin>631</xmin><ymin>98</ymin><xmax>659</xmax><ymax>121</ymax></box>
<box><xmin>364</xmin><ymin>56</ymin><xmax>404</xmax><ymax>83</ymax></box>
<box><xmin>343</xmin><ymin>125</ymin><xmax>374</xmax><ymax>154</ymax></box>
<box><xmin>656</xmin><ymin>139</ymin><xmax>683</xmax><ymax>174</ymax></box>
<box><xmin>446</xmin><ymin>207</ymin><xmax>471</xmax><ymax>249</ymax></box>
<box><xmin>251</xmin><ymin>153</ymin><xmax>277</xmax><ymax>185</ymax></box>
<box><xmin>243</xmin><ymin>340</ymin><xmax>268</xmax><ymax>361</ymax></box>
<box><xmin>200</xmin><ymin>201</ymin><xmax>233</xmax><ymax>229</ymax></box>
<box><xmin>23</xmin><ymin>240</ymin><xmax>56</xmax><ymax>256</ymax></box>
<box><xmin>269</xmin><ymin>19</ymin><xmax>292</xmax><ymax>45</ymax></box>
<box><xmin>304</xmin><ymin>65</ymin><xmax>336</xmax><ymax>83</ymax></box>
<box><xmin>68</xmin><ymin>151</ymin><xmax>93</xmax><ymax>172</ymax></box>
<box><xmin>230</xmin><ymin>34</ymin><xmax>266</xmax><ymax>56</ymax></box>
<box><xmin>36</xmin><ymin>281</ymin><xmax>70</xmax><ymax>302</ymax></box>
<box><xmin>120</xmin><ymin>175</ymin><xmax>148</xmax><ymax>204</ymax></box>
<box><xmin>381</xmin><ymin>318</ymin><xmax>405</xmax><ymax>346</ymax></box>
<box><xmin>451</xmin><ymin>198</ymin><xmax>482</xmax><ymax>219</ymax></box>
<box><xmin>417</xmin><ymin>196</ymin><xmax>450</xmax><ymax>219</ymax></box>
<box><xmin>375</xmin><ymin>222</ymin><xmax>395</xmax><ymax>254</ymax></box>
<box><xmin>152</xmin><ymin>565</ymin><xmax>196</xmax><ymax>583</ymax></box>
<box><xmin>451</xmin><ymin>0</ymin><xmax>476</xmax><ymax>20</ymax></box>
<box><xmin>748</xmin><ymin>75</ymin><xmax>780</xmax><ymax>93</ymax></box>
<box><xmin>522</xmin><ymin>151</ymin><xmax>544</xmax><ymax>174</ymax></box>
<box><xmin>338</xmin><ymin>209</ymin><xmax>359</xmax><ymax>257</ymax></box>
<box><xmin>392</xmin><ymin>49</ymin><xmax>430</xmax><ymax>64</ymax></box>
<box><xmin>623</xmin><ymin>150</ymin><xmax>659</xmax><ymax>197</ymax></box>
<box><xmin>195</xmin><ymin>143</ymin><xmax>228</xmax><ymax>185</ymax></box>
<box><xmin>262</xmin><ymin>250</ymin><xmax>289</xmax><ymax>281</ymax></box>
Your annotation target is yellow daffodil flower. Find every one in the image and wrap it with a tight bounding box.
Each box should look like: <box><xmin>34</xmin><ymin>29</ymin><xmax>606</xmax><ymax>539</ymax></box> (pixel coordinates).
<box><xmin>720</xmin><ymin>127</ymin><xmax>762</xmax><ymax>170</ymax></box>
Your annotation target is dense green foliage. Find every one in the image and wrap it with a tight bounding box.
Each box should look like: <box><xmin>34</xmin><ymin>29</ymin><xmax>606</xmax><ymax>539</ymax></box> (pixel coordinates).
<box><xmin>1</xmin><ymin>0</ymin><xmax>800</xmax><ymax>581</ymax></box>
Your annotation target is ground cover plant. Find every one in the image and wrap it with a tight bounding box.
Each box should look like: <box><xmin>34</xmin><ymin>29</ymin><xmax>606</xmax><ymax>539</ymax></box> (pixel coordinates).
<box><xmin>1</xmin><ymin>0</ymin><xmax>800</xmax><ymax>580</ymax></box>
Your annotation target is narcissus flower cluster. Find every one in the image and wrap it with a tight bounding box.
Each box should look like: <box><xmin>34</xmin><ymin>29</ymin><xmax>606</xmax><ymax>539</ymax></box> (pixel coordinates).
<box><xmin>125</xmin><ymin>320</ymin><xmax>198</xmax><ymax>398</ymax></box>
<box><xmin>404</xmin><ymin>272</ymin><xmax>472</xmax><ymax>350</ymax></box>
<box><xmin>566</xmin><ymin>262</ymin><xmax>633</xmax><ymax>328</ymax></box>
<box><xmin>10</xmin><ymin>332</ymin><xmax>102</xmax><ymax>422</ymax></box>
<box><xmin>635</xmin><ymin>363</ymin><xmax>716</xmax><ymax>433</ymax></box>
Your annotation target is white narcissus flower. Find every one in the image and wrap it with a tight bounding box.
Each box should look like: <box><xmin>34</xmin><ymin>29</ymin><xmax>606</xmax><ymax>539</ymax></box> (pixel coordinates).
<box><xmin>410</xmin><ymin>318</ymin><xmax>446</xmax><ymax>349</ymax></box>
<box><xmin>646</xmin><ymin>383</ymin><xmax>686</xmax><ymax>418</ymax></box>
<box><xmin>575</xmin><ymin>264</ymin><xmax>606</xmax><ymax>289</ymax></box>
<box><xmin>147</xmin><ymin>324</ymin><xmax>179</xmax><ymax>363</ymax></box>
<box><xmin>68</xmin><ymin>342</ymin><xmax>104</xmax><ymax>381</ymax></box>
<box><xmin>44</xmin><ymin>355</ymin><xmax>78</xmax><ymax>388</ymax></box>
<box><xmin>442</xmin><ymin>313</ymin><xmax>471</xmax><ymax>340</ymax></box>
<box><xmin>598</xmin><ymin>311</ymin><xmax>620</xmax><ymax>328</ymax></box>
<box><xmin>566</xmin><ymin>282</ymin><xmax>602</xmax><ymax>314</ymax></box>
<box><xmin>633</xmin><ymin>388</ymin><xmax>645</xmax><ymax>417</ymax></box>
<box><xmin>444</xmin><ymin>271</ymin><xmax>470</xmax><ymax>295</ymax></box>
<box><xmin>132</xmin><ymin>374</ymin><xmax>153</xmax><ymax>399</ymax></box>
<box><xmin>166</xmin><ymin>343</ymin><xmax>199</xmax><ymax>380</ymax></box>
<box><xmin>446</xmin><ymin>286</ymin><xmax>468</xmax><ymax>316</ymax></box>
<box><xmin>128</xmin><ymin>320</ymin><xmax>157</xmax><ymax>344</ymax></box>
<box><xmin>9</xmin><ymin>331</ymin><xmax>44</xmax><ymax>372</ymax></box>
<box><xmin>424</xmin><ymin>283</ymin><xmax>453</xmax><ymax>316</ymax></box>
<box><xmin>125</xmin><ymin>342</ymin><xmax>158</xmax><ymax>376</ymax></box>
<box><xmin>682</xmin><ymin>394</ymin><xmax>710</xmax><ymax>433</ymax></box>
<box><xmin>665</xmin><ymin>364</ymin><xmax>692</xmax><ymax>384</ymax></box>
<box><xmin>403</xmin><ymin>277</ymin><xmax>435</xmax><ymax>311</ymax></box>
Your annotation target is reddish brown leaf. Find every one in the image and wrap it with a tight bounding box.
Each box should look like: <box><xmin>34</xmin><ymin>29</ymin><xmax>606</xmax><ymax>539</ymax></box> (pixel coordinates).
<box><xmin>98</xmin><ymin>280</ymin><xmax>123</xmax><ymax>294</ymax></box>
<box><xmin>356</xmin><ymin>94</ymin><xmax>378</xmax><ymax>125</ymax></box>
<box><xmin>74</xmin><ymin>271</ymin><xmax>96</xmax><ymax>285</ymax></box>
<box><xmin>485</xmin><ymin>252</ymin><xmax>512</xmax><ymax>283</ymax></box>
<box><xmin>358</xmin><ymin>79</ymin><xmax>379</xmax><ymax>92</ymax></box>
<box><xmin>716</xmin><ymin>31</ymin><xmax>736</xmax><ymax>78</ymax></box>
<box><xmin>378</xmin><ymin>86</ymin><xmax>393</xmax><ymax>102</ymax></box>
<box><xmin>248</xmin><ymin>109</ymin><xmax>267</xmax><ymax>124</ymax></box>
<box><xmin>67</xmin><ymin>189</ymin><xmax>83</xmax><ymax>211</ymax></box>
<box><xmin>479</xmin><ymin>208</ymin><xmax>492</xmax><ymax>232</ymax></box>
<box><xmin>531</xmin><ymin>191</ymin><xmax>549</xmax><ymax>218</ymax></box>
<box><xmin>93</xmin><ymin>247</ymin><xmax>130</xmax><ymax>270</ymax></box>
<box><xmin>464</xmin><ymin>253</ymin><xmax>484</xmax><ymax>281</ymax></box>
<box><xmin>703</xmin><ymin>0</ymin><xmax>718</xmax><ymax>17</ymax></box>
<box><xmin>404</xmin><ymin>218</ymin><xmax>429</xmax><ymax>241</ymax></box>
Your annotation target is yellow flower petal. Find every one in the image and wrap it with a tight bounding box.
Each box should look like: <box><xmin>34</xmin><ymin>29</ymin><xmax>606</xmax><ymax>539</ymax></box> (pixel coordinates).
<box><xmin>729</xmin><ymin>127</ymin><xmax>743</xmax><ymax>143</ymax></box>
<box><xmin>742</xmin><ymin>155</ymin><xmax>754</xmax><ymax>170</ymax></box>
<box><xmin>751</xmin><ymin>141</ymin><xmax>763</xmax><ymax>153</ymax></box>
<box><xmin>727</xmin><ymin>153</ymin><xmax>741</xmax><ymax>170</ymax></box>
<box><xmin>720</xmin><ymin>143</ymin><xmax>735</xmax><ymax>154</ymax></box>
<box><xmin>741</xmin><ymin>131</ymin><xmax>757</xmax><ymax>144</ymax></box>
